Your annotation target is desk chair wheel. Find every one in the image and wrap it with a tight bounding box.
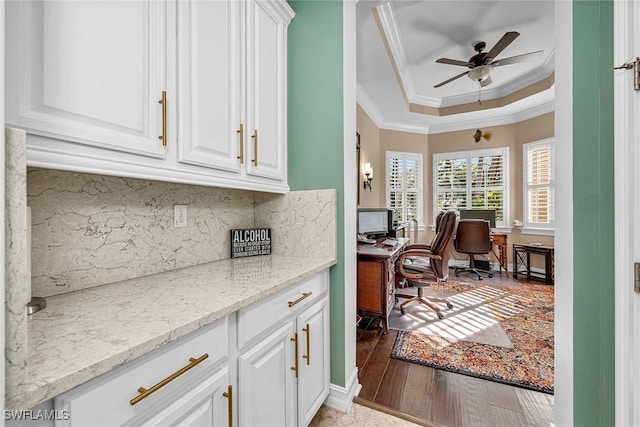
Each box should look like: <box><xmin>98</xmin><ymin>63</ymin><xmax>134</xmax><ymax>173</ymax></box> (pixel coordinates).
<box><xmin>488</xmin><ymin>273</ymin><xmax>494</xmax><ymax>278</ymax></box>
<box><xmin>446</xmin><ymin>302</ymin><xmax>454</xmax><ymax>309</ymax></box>
<box><xmin>437</xmin><ymin>311</ymin><xmax>445</xmax><ymax>320</ymax></box>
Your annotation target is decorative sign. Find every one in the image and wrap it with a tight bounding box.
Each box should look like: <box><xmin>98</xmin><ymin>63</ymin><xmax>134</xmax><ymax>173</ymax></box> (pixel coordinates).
<box><xmin>230</xmin><ymin>228</ymin><xmax>272</xmax><ymax>258</ymax></box>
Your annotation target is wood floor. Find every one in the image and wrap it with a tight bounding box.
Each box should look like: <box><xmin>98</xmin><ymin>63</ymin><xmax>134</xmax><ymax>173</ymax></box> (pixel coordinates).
<box><xmin>356</xmin><ymin>272</ymin><xmax>554</xmax><ymax>427</ymax></box>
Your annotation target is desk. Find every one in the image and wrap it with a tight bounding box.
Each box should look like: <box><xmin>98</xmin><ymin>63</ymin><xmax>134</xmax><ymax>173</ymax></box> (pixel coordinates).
<box><xmin>512</xmin><ymin>243</ymin><xmax>555</xmax><ymax>284</ymax></box>
<box><xmin>491</xmin><ymin>232</ymin><xmax>509</xmax><ymax>276</ymax></box>
<box><xmin>357</xmin><ymin>238</ymin><xmax>409</xmax><ymax>334</ymax></box>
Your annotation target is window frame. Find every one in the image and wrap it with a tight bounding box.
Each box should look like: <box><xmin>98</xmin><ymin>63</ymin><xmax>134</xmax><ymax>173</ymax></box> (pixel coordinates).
<box><xmin>522</xmin><ymin>138</ymin><xmax>555</xmax><ymax>235</ymax></box>
<box><xmin>432</xmin><ymin>146</ymin><xmax>510</xmax><ymax>230</ymax></box>
<box><xmin>385</xmin><ymin>150</ymin><xmax>424</xmax><ymax>229</ymax></box>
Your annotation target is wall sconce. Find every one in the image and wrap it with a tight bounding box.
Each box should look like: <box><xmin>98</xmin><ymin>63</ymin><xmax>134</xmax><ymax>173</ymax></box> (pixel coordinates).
<box><xmin>363</xmin><ymin>162</ymin><xmax>373</xmax><ymax>191</ymax></box>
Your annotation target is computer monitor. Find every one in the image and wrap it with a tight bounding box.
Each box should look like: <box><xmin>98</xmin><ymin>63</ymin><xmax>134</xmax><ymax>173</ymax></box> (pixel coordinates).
<box><xmin>357</xmin><ymin>208</ymin><xmax>389</xmax><ymax>236</ymax></box>
<box><xmin>459</xmin><ymin>209</ymin><xmax>496</xmax><ymax>228</ymax></box>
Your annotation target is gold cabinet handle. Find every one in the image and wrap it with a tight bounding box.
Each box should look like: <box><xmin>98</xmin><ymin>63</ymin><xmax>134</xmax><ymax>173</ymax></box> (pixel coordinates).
<box><xmin>290</xmin><ymin>333</ymin><xmax>299</xmax><ymax>378</ymax></box>
<box><xmin>130</xmin><ymin>353</ymin><xmax>208</xmax><ymax>405</ymax></box>
<box><xmin>251</xmin><ymin>129</ymin><xmax>258</xmax><ymax>166</ymax></box>
<box><xmin>158</xmin><ymin>91</ymin><xmax>167</xmax><ymax>146</ymax></box>
<box><xmin>236</xmin><ymin>124</ymin><xmax>244</xmax><ymax>164</ymax></box>
<box><xmin>222</xmin><ymin>385</ymin><xmax>233</xmax><ymax>427</ymax></box>
<box><xmin>302</xmin><ymin>323</ymin><xmax>310</xmax><ymax>365</ymax></box>
<box><xmin>288</xmin><ymin>292</ymin><xmax>312</xmax><ymax>308</ymax></box>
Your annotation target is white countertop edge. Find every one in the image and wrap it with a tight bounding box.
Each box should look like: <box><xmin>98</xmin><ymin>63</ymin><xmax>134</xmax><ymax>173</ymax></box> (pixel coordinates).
<box><xmin>8</xmin><ymin>256</ymin><xmax>337</xmax><ymax>410</ymax></box>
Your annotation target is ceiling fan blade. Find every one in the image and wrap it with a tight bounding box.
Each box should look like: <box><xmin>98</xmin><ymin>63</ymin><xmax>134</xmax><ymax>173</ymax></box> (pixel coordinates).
<box><xmin>480</xmin><ymin>76</ymin><xmax>492</xmax><ymax>87</ymax></box>
<box><xmin>486</xmin><ymin>31</ymin><xmax>520</xmax><ymax>60</ymax></box>
<box><xmin>436</xmin><ymin>58</ymin><xmax>470</xmax><ymax>67</ymax></box>
<box><xmin>434</xmin><ymin>70</ymin><xmax>469</xmax><ymax>88</ymax></box>
<box><xmin>492</xmin><ymin>50</ymin><xmax>543</xmax><ymax>66</ymax></box>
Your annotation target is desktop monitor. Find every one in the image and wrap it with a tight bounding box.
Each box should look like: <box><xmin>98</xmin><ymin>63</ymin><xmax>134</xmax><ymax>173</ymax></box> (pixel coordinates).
<box><xmin>357</xmin><ymin>208</ymin><xmax>389</xmax><ymax>236</ymax></box>
<box><xmin>459</xmin><ymin>209</ymin><xmax>496</xmax><ymax>228</ymax></box>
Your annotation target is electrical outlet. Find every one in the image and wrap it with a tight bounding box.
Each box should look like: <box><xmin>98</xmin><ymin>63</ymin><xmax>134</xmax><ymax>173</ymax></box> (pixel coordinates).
<box><xmin>174</xmin><ymin>205</ymin><xmax>188</xmax><ymax>228</ymax></box>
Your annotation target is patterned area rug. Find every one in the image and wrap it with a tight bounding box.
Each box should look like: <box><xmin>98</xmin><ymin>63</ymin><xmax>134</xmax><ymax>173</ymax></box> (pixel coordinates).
<box><xmin>391</xmin><ymin>281</ymin><xmax>554</xmax><ymax>394</ymax></box>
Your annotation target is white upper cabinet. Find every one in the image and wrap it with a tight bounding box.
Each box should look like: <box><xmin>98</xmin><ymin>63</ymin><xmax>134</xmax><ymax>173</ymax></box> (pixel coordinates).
<box><xmin>5</xmin><ymin>1</ymin><xmax>167</xmax><ymax>158</ymax></box>
<box><xmin>176</xmin><ymin>0</ymin><xmax>242</xmax><ymax>173</ymax></box>
<box><xmin>5</xmin><ymin>0</ymin><xmax>294</xmax><ymax>193</ymax></box>
<box><xmin>245</xmin><ymin>0</ymin><xmax>289</xmax><ymax>181</ymax></box>
<box><xmin>177</xmin><ymin>0</ymin><xmax>292</xmax><ymax>185</ymax></box>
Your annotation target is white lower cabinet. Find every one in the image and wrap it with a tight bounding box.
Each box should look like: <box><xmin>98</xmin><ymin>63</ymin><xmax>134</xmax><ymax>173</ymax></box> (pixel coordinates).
<box><xmin>136</xmin><ymin>367</ymin><xmax>231</xmax><ymax>427</ymax></box>
<box><xmin>52</xmin><ymin>270</ymin><xmax>329</xmax><ymax>427</ymax></box>
<box><xmin>296</xmin><ymin>298</ymin><xmax>330</xmax><ymax>427</ymax></box>
<box><xmin>238</xmin><ymin>321</ymin><xmax>297</xmax><ymax>427</ymax></box>
<box><xmin>237</xmin><ymin>270</ymin><xmax>330</xmax><ymax>427</ymax></box>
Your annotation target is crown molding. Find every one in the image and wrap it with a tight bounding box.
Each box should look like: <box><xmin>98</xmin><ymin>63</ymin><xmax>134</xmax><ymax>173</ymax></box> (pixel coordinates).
<box><xmin>373</xmin><ymin>3</ymin><xmax>417</xmax><ymax>101</ymax></box>
<box><xmin>357</xmin><ymin>85</ymin><xmax>554</xmax><ymax>136</ymax></box>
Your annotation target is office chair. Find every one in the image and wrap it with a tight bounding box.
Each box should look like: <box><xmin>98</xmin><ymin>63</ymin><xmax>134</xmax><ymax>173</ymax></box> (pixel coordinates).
<box><xmin>454</xmin><ymin>219</ymin><xmax>494</xmax><ymax>280</ymax></box>
<box><xmin>395</xmin><ymin>210</ymin><xmax>457</xmax><ymax>320</ymax></box>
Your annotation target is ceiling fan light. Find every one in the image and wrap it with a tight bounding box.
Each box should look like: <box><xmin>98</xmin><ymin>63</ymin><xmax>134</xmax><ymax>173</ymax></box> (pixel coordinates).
<box><xmin>468</xmin><ymin>65</ymin><xmax>493</xmax><ymax>82</ymax></box>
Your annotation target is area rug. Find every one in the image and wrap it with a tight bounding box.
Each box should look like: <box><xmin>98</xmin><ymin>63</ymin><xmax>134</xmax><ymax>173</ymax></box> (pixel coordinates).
<box><xmin>389</xmin><ymin>284</ymin><xmax>513</xmax><ymax>348</ymax></box>
<box><xmin>390</xmin><ymin>281</ymin><xmax>554</xmax><ymax>394</ymax></box>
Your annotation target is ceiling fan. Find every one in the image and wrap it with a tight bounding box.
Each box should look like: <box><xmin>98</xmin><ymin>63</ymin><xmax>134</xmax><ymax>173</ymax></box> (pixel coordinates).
<box><xmin>433</xmin><ymin>31</ymin><xmax>543</xmax><ymax>88</ymax></box>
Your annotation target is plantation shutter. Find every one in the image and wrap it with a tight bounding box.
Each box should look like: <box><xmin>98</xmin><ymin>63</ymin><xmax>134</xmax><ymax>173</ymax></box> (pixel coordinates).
<box><xmin>524</xmin><ymin>140</ymin><xmax>554</xmax><ymax>229</ymax></box>
<box><xmin>433</xmin><ymin>147</ymin><xmax>509</xmax><ymax>227</ymax></box>
<box><xmin>386</xmin><ymin>151</ymin><xmax>423</xmax><ymax>225</ymax></box>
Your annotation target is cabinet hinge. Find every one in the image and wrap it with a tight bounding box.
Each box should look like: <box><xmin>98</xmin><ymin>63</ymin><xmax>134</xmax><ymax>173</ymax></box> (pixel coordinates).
<box><xmin>614</xmin><ymin>57</ymin><xmax>640</xmax><ymax>90</ymax></box>
<box><xmin>635</xmin><ymin>262</ymin><xmax>640</xmax><ymax>293</ymax></box>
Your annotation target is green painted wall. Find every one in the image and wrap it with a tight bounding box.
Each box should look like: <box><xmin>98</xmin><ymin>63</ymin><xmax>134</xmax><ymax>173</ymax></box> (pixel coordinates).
<box><xmin>287</xmin><ymin>1</ymin><xmax>346</xmax><ymax>386</ymax></box>
<box><xmin>573</xmin><ymin>0</ymin><xmax>615</xmax><ymax>425</ymax></box>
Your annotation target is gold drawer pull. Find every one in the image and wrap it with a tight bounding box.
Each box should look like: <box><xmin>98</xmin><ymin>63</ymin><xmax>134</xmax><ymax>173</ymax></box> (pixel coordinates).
<box><xmin>236</xmin><ymin>124</ymin><xmax>244</xmax><ymax>164</ymax></box>
<box><xmin>251</xmin><ymin>129</ymin><xmax>258</xmax><ymax>166</ymax></box>
<box><xmin>302</xmin><ymin>323</ymin><xmax>310</xmax><ymax>365</ymax></box>
<box><xmin>130</xmin><ymin>353</ymin><xmax>209</xmax><ymax>405</ymax></box>
<box><xmin>158</xmin><ymin>90</ymin><xmax>167</xmax><ymax>146</ymax></box>
<box><xmin>290</xmin><ymin>333</ymin><xmax>299</xmax><ymax>377</ymax></box>
<box><xmin>288</xmin><ymin>292</ymin><xmax>312</xmax><ymax>307</ymax></box>
<box><xmin>222</xmin><ymin>384</ymin><xmax>233</xmax><ymax>427</ymax></box>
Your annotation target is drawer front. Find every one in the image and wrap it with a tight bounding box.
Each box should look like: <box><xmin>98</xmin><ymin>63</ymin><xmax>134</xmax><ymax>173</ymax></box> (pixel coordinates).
<box><xmin>237</xmin><ymin>270</ymin><xmax>329</xmax><ymax>349</ymax></box>
<box><xmin>54</xmin><ymin>317</ymin><xmax>229</xmax><ymax>427</ymax></box>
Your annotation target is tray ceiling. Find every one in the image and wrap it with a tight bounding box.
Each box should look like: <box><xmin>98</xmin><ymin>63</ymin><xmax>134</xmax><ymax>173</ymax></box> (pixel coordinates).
<box><xmin>356</xmin><ymin>0</ymin><xmax>555</xmax><ymax>134</ymax></box>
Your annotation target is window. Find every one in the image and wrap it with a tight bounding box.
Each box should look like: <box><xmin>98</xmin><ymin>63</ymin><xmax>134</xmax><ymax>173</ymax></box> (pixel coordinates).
<box><xmin>523</xmin><ymin>139</ymin><xmax>554</xmax><ymax>234</ymax></box>
<box><xmin>386</xmin><ymin>151</ymin><xmax>423</xmax><ymax>226</ymax></box>
<box><xmin>433</xmin><ymin>147</ymin><xmax>508</xmax><ymax>228</ymax></box>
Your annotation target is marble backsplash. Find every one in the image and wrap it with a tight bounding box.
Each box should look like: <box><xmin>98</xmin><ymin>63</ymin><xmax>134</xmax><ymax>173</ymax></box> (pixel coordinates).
<box><xmin>27</xmin><ymin>168</ymin><xmax>337</xmax><ymax>297</ymax></box>
<box><xmin>5</xmin><ymin>128</ymin><xmax>29</xmax><ymax>400</ymax></box>
<box><xmin>255</xmin><ymin>190</ymin><xmax>336</xmax><ymax>261</ymax></box>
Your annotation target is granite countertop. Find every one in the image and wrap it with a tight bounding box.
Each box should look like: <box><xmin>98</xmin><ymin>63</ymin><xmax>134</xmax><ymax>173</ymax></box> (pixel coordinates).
<box><xmin>9</xmin><ymin>255</ymin><xmax>335</xmax><ymax>410</ymax></box>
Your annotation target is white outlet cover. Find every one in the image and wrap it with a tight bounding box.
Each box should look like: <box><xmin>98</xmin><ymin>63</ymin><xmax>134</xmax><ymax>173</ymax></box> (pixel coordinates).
<box><xmin>174</xmin><ymin>205</ymin><xmax>188</xmax><ymax>227</ymax></box>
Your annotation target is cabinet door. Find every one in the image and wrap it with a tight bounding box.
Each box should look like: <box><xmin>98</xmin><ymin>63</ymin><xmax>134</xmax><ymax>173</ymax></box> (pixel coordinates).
<box><xmin>176</xmin><ymin>0</ymin><xmax>243</xmax><ymax>173</ymax></box>
<box><xmin>245</xmin><ymin>0</ymin><xmax>289</xmax><ymax>181</ymax></box>
<box><xmin>5</xmin><ymin>1</ymin><xmax>167</xmax><ymax>158</ymax></box>
<box><xmin>136</xmin><ymin>367</ymin><xmax>231</xmax><ymax>427</ymax></box>
<box><xmin>238</xmin><ymin>322</ymin><xmax>296</xmax><ymax>427</ymax></box>
<box><xmin>297</xmin><ymin>297</ymin><xmax>330</xmax><ymax>427</ymax></box>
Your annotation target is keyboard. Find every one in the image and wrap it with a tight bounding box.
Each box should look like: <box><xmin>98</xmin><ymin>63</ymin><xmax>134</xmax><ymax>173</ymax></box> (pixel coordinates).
<box><xmin>381</xmin><ymin>239</ymin><xmax>396</xmax><ymax>246</ymax></box>
<box><xmin>357</xmin><ymin>235</ymin><xmax>376</xmax><ymax>244</ymax></box>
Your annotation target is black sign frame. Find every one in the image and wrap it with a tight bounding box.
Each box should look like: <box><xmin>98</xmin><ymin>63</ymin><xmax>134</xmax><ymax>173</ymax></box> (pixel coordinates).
<box><xmin>230</xmin><ymin>228</ymin><xmax>272</xmax><ymax>258</ymax></box>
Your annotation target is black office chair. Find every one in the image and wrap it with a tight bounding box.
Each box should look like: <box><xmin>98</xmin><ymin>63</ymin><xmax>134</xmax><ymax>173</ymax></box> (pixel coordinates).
<box><xmin>454</xmin><ymin>219</ymin><xmax>494</xmax><ymax>280</ymax></box>
<box><xmin>395</xmin><ymin>210</ymin><xmax>457</xmax><ymax>319</ymax></box>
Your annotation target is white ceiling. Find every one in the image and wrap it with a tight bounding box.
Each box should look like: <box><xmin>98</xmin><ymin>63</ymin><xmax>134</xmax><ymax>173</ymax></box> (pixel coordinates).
<box><xmin>356</xmin><ymin>0</ymin><xmax>555</xmax><ymax>134</ymax></box>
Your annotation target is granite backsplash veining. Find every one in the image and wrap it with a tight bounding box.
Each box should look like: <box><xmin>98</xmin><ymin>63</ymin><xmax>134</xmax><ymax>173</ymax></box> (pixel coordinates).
<box><xmin>255</xmin><ymin>190</ymin><xmax>336</xmax><ymax>261</ymax></box>
<box><xmin>5</xmin><ymin>128</ymin><xmax>29</xmax><ymax>400</ymax></box>
<box><xmin>28</xmin><ymin>168</ymin><xmax>256</xmax><ymax>297</ymax></box>
<box><xmin>27</xmin><ymin>168</ymin><xmax>337</xmax><ymax>298</ymax></box>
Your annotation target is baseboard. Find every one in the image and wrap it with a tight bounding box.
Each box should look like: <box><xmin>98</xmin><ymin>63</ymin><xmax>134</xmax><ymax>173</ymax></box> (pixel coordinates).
<box><xmin>324</xmin><ymin>367</ymin><xmax>361</xmax><ymax>413</ymax></box>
